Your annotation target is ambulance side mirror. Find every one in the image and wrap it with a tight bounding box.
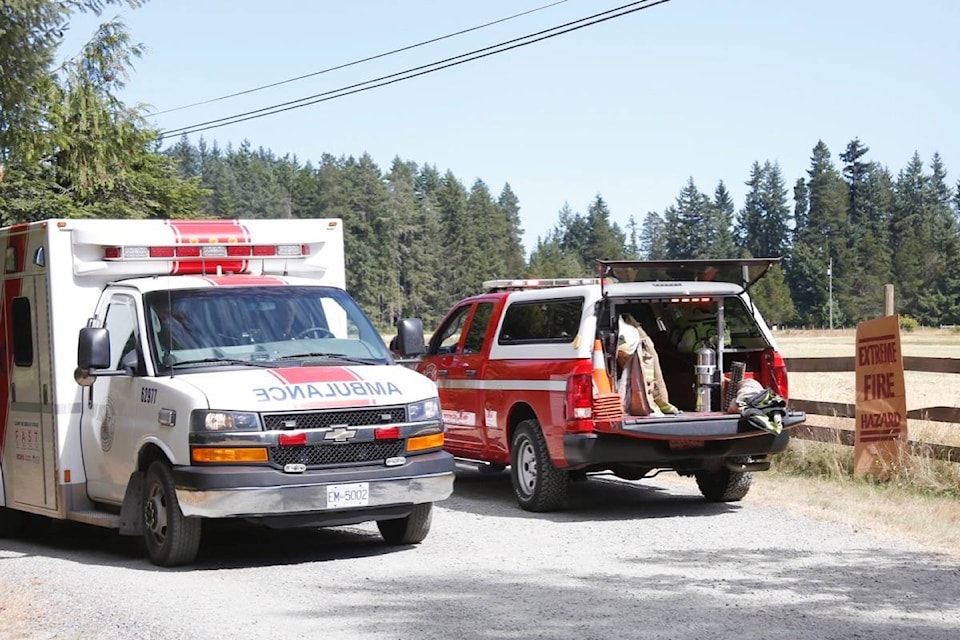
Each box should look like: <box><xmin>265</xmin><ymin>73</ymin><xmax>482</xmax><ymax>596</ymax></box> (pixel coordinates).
<box><xmin>395</xmin><ymin>318</ymin><xmax>426</xmax><ymax>358</ymax></box>
<box><xmin>75</xmin><ymin>327</ymin><xmax>111</xmax><ymax>386</ymax></box>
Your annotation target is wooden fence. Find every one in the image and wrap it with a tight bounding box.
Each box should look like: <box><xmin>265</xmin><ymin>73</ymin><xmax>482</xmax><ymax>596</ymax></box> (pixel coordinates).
<box><xmin>785</xmin><ymin>356</ymin><xmax>960</xmax><ymax>462</ymax></box>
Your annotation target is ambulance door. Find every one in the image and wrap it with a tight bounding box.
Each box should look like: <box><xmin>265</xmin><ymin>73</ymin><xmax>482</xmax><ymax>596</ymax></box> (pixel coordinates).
<box><xmin>4</xmin><ymin>275</ymin><xmax>57</xmax><ymax>511</ymax></box>
<box><xmin>80</xmin><ymin>292</ymin><xmax>142</xmax><ymax>504</ymax></box>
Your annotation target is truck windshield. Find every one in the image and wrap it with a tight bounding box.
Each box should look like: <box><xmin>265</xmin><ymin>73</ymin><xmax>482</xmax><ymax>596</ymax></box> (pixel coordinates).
<box><xmin>144</xmin><ymin>286</ymin><xmax>390</xmax><ymax>371</ymax></box>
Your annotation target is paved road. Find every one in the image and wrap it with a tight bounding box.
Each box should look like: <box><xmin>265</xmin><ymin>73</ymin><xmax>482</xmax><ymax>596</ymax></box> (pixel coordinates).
<box><xmin>2</xmin><ymin>467</ymin><xmax>958</xmax><ymax>640</ymax></box>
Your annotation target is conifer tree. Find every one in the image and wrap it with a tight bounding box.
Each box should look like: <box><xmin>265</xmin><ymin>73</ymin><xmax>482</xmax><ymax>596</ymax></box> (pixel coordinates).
<box><xmin>710</xmin><ymin>181</ymin><xmax>738</xmax><ymax>258</ymax></box>
<box><xmin>665</xmin><ymin>178</ymin><xmax>713</xmax><ymax>259</ymax></box>
<box><xmin>638</xmin><ymin>211</ymin><xmax>667</xmax><ymax>259</ymax></box>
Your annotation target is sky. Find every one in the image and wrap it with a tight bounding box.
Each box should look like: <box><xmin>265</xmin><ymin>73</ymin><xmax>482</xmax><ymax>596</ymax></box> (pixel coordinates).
<box><xmin>60</xmin><ymin>0</ymin><xmax>959</xmax><ymax>256</ymax></box>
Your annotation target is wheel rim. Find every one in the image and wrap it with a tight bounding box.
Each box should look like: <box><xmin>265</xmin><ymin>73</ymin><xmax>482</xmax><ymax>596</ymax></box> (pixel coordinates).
<box><xmin>516</xmin><ymin>437</ymin><xmax>538</xmax><ymax>497</ymax></box>
<box><xmin>144</xmin><ymin>481</ymin><xmax>168</xmax><ymax>544</ymax></box>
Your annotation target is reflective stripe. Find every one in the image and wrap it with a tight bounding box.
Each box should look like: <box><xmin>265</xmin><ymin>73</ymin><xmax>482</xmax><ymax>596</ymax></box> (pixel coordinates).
<box><xmin>437</xmin><ymin>379</ymin><xmax>566</xmax><ymax>392</ymax></box>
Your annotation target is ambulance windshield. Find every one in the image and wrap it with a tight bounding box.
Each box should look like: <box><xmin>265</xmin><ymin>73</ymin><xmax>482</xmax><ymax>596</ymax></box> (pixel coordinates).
<box><xmin>144</xmin><ymin>286</ymin><xmax>390</xmax><ymax>371</ymax></box>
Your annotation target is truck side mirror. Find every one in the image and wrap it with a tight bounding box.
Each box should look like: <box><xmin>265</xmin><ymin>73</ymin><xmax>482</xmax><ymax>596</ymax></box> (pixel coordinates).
<box><xmin>76</xmin><ymin>327</ymin><xmax>111</xmax><ymax>386</ymax></box>
<box><xmin>395</xmin><ymin>318</ymin><xmax>426</xmax><ymax>357</ymax></box>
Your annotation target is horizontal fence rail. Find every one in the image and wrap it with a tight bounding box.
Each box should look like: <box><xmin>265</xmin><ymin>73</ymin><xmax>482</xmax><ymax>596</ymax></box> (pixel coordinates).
<box><xmin>784</xmin><ymin>356</ymin><xmax>960</xmax><ymax>463</ymax></box>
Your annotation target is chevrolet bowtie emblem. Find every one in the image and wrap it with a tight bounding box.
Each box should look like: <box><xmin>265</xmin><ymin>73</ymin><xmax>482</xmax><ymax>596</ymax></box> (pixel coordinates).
<box><xmin>323</xmin><ymin>427</ymin><xmax>357</xmax><ymax>442</ymax></box>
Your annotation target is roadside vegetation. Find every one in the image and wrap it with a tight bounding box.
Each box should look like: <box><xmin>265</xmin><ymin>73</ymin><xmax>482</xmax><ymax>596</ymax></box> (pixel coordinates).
<box><xmin>754</xmin><ymin>328</ymin><xmax>960</xmax><ymax>557</ymax></box>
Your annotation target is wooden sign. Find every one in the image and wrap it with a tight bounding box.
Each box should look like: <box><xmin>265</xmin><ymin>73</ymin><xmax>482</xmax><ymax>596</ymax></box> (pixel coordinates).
<box><xmin>854</xmin><ymin>315</ymin><xmax>907</xmax><ymax>478</ymax></box>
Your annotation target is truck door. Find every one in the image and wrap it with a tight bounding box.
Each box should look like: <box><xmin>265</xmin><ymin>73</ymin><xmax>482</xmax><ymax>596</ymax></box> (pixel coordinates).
<box><xmin>3</xmin><ymin>275</ymin><xmax>57</xmax><ymax>512</ymax></box>
<box><xmin>420</xmin><ymin>301</ymin><xmax>495</xmax><ymax>456</ymax></box>
<box><xmin>80</xmin><ymin>292</ymin><xmax>142</xmax><ymax>504</ymax></box>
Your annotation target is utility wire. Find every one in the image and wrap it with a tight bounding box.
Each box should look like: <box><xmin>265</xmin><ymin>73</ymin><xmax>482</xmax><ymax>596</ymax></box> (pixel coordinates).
<box><xmin>151</xmin><ymin>0</ymin><xmax>570</xmax><ymax>116</ymax></box>
<box><xmin>158</xmin><ymin>0</ymin><xmax>671</xmax><ymax>141</ymax></box>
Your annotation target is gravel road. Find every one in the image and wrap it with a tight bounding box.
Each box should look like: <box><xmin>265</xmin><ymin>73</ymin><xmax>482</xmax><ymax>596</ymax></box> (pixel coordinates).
<box><xmin>2</xmin><ymin>466</ymin><xmax>958</xmax><ymax>640</ymax></box>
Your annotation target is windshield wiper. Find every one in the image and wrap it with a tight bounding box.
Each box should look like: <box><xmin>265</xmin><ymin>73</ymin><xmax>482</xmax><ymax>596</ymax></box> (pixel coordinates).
<box><xmin>277</xmin><ymin>352</ymin><xmax>377</xmax><ymax>366</ymax></box>
<box><xmin>168</xmin><ymin>358</ymin><xmax>275</xmax><ymax>369</ymax></box>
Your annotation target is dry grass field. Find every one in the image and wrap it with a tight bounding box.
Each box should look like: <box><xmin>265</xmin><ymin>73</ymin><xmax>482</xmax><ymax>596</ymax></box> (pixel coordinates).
<box><xmin>757</xmin><ymin>327</ymin><xmax>960</xmax><ymax>558</ymax></box>
<box><xmin>776</xmin><ymin>327</ymin><xmax>960</xmax><ymax>446</ymax></box>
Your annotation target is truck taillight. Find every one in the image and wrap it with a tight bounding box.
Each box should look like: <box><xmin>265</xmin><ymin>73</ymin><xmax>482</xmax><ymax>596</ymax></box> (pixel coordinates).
<box><xmin>762</xmin><ymin>349</ymin><xmax>789</xmax><ymax>399</ymax></box>
<box><xmin>565</xmin><ymin>373</ymin><xmax>595</xmax><ymax>432</ymax></box>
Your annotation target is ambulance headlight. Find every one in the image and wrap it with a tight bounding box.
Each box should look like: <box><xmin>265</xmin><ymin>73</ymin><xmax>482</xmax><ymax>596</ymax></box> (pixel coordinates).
<box><xmin>407</xmin><ymin>397</ymin><xmax>440</xmax><ymax>422</ymax></box>
<box><xmin>192</xmin><ymin>410</ymin><xmax>262</xmax><ymax>432</ymax></box>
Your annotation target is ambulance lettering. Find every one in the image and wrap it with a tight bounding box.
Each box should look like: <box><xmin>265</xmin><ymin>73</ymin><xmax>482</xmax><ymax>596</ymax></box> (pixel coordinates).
<box><xmin>253</xmin><ymin>381</ymin><xmax>403</xmax><ymax>402</ymax></box>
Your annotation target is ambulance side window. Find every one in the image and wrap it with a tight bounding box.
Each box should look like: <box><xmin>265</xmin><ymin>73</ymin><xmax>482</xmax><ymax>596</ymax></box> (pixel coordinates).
<box><xmin>103</xmin><ymin>295</ymin><xmax>138</xmax><ymax>370</ymax></box>
<box><xmin>11</xmin><ymin>297</ymin><xmax>33</xmax><ymax>367</ymax></box>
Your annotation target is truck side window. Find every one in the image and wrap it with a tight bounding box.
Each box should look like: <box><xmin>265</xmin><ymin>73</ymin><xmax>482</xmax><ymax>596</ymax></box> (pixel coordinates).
<box><xmin>462</xmin><ymin>303</ymin><xmax>494</xmax><ymax>354</ymax></box>
<box><xmin>498</xmin><ymin>297</ymin><xmax>583</xmax><ymax>345</ymax></box>
<box><xmin>431</xmin><ymin>305</ymin><xmax>471</xmax><ymax>355</ymax></box>
<box><xmin>103</xmin><ymin>295</ymin><xmax>138</xmax><ymax>370</ymax></box>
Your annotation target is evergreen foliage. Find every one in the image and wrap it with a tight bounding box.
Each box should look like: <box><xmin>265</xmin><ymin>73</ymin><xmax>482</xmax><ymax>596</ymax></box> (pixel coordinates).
<box><xmin>2</xmin><ymin>2</ymin><xmax>959</xmax><ymax>330</ymax></box>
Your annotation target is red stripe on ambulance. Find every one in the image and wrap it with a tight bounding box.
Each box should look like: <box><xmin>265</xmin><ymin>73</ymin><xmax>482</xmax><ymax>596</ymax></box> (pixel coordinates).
<box><xmin>166</xmin><ymin>219</ymin><xmax>251</xmax><ymax>275</ymax></box>
<box><xmin>0</xmin><ymin>225</ymin><xmax>30</xmax><ymax>456</ymax></box>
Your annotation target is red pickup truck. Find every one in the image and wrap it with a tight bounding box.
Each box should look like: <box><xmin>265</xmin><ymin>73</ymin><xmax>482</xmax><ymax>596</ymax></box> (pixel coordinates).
<box><xmin>416</xmin><ymin>259</ymin><xmax>805</xmax><ymax>511</ymax></box>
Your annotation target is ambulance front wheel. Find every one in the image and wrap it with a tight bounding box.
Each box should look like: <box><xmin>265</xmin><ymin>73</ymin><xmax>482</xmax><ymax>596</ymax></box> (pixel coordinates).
<box><xmin>142</xmin><ymin>461</ymin><xmax>202</xmax><ymax>567</ymax></box>
<box><xmin>377</xmin><ymin>502</ymin><xmax>433</xmax><ymax>544</ymax></box>
<box><xmin>510</xmin><ymin>419</ymin><xmax>568</xmax><ymax>512</ymax></box>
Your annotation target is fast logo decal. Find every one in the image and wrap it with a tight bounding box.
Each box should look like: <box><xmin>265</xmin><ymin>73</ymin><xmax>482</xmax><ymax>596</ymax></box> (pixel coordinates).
<box><xmin>0</xmin><ymin>225</ymin><xmax>29</xmax><ymax>457</ymax></box>
<box><xmin>255</xmin><ymin>367</ymin><xmax>402</xmax><ymax>407</ymax></box>
<box><xmin>166</xmin><ymin>219</ymin><xmax>251</xmax><ymax>275</ymax></box>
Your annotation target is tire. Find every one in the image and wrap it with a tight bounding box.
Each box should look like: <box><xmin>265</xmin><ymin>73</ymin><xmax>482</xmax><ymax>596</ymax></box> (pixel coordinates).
<box><xmin>695</xmin><ymin>466</ymin><xmax>754</xmax><ymax>502</ymax></box>
<box><xmin>510</xmin><ymin>419</ymin><xmax>568</xmax><ymax>512</ymax></box>
<box><xmin>377</xmin><ymin>502</ymin><xmax>433</xmax><ymax>544</ymax></box>
<box><xmin>0</xmin><ymin>506</ymin><xmax>24</xmax><ymax>538</ymax></box>
<box><xmin>142</xmin><ymin>461</ymin><xmax>202</xmax><ymax>567</ymax></box>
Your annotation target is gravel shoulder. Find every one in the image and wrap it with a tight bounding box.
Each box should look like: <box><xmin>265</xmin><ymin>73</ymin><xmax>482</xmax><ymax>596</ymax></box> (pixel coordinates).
<box><xmin>2</xmin><ymin>468</ymin><xmax>958</xmax><ymax>640</ymax></box>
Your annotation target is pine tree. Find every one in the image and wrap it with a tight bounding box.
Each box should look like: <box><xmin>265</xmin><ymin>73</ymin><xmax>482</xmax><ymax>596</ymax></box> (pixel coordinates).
<box><xmin>496</xmin><ymin>183</ymin><xmax>527</xmax><ymax>276</ymax></box>
<box><xmin>891</xmin><ymin>152</ymin><xmax>930</xmax><ymax>318</ymax></box>
<box><xmin>584</xmin><ymin>195</ymin><xmax>627</xmax><ymax>267</ymax></box>
<box><xmin>915</xmin><ymin>153</ymin><xmax>960</xmax><ymax>325</ymax></box>
<box><xmin>788</xmin><ymin>141</ymin><xmax>849</xmax><ymax>326</ymax></box>
<box><xmin>665</xmin><ymin>178</ymin><xmax>714</xmax><ymax>259</ymax></box>
<box><xmin>638</xmin><ymin>211</ymin><xmax>667</xmax><ymax>259</ymax></box>
<box><xmin>710</xmin><ymin>181</ymin><xmax>738</xmax><ymax>258</ymax></box>
<box><xmin>839</xmin><ymin>139</ymin><xmax>893</xmax><ymax>322</ymax></box>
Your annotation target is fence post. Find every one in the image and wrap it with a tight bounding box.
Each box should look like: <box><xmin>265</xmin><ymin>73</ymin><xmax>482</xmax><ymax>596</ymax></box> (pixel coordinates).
<box><xmin>884</xmin><ymin>284</ymin><xmax>895</xmax><ymax>317</ymax></box>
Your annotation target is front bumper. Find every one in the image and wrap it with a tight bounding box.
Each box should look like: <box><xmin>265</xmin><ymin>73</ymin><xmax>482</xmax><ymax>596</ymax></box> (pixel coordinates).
<box><xmin>173</xmin><ymin>450</ymin><xmax>454</xmax><ymax>518</ymax></box>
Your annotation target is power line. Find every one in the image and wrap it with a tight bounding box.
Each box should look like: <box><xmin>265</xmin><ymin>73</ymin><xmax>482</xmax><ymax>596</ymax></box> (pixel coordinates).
<box><xmin>157</xmin><ymin>0</ymin><xmax>672</xmax><ymax>141</ymax></box>
<box><xmin>151</xmin><ymin>0</ymin><xmax>570</xmax><ymax>116</ymax></box>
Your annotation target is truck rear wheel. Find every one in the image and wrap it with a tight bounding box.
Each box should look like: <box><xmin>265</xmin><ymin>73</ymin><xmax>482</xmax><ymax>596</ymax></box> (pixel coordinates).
<box><xmin>695</xmin><ymin>466</ymin><xmax>753</xmax><ymax>502</ymax></box>
<box><xmin>142</xmin><ymin>461</ymin><xmax>201</xmax><ymax>566</ymax></box>
<box><xmin>511</xmin><ymin>419</ymin><xmax>568</xmax><ymax>512</ymax></box>
<box><xmin>377</xmin><ymin>502</ymin><xmax>433</xmax><ymax>544</ymax></box>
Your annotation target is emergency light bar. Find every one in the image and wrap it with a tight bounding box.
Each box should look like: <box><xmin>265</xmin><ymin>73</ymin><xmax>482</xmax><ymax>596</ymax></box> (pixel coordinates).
<box><xmin>103</xmin><ymin>244</ymin><xmax>308</xmax><ymax>261</ymax></box>
<box><xmin>483</xmin><ymin>277</ymin><xmax>601</xmax><ymax>292</ymax></box>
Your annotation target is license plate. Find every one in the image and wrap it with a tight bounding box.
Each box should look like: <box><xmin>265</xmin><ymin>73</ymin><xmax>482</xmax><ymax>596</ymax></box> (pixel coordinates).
<box><xmin>669</xmin><ymin>439</ymin><xmax>705</xmax><ymax>450</ymax></box>
<box><xmin>326</xmin><ymin>482</ymin><xmax>369</xmax><ymax>509</ymax></box>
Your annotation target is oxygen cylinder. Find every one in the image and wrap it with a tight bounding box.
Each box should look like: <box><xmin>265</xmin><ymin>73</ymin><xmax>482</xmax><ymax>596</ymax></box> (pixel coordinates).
<box><xmin>694</xmin><ymin>345</ymin><xmax>717</xmax><ymax>411</ymax></box>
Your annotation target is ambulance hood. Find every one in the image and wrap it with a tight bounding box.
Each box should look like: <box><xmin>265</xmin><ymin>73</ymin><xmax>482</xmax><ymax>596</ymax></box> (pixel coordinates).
<box><xmin>176</xmin><ymin>364</ymin><xmax>437</xmax><ymax>412</ymax></box>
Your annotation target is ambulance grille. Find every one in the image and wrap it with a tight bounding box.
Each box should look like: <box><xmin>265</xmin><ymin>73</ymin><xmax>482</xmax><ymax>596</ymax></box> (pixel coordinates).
<box><xmin>269</xmin><ymin>441</ymin><xmax>404</xmax><ymax>467</ymax></box>
<box><xmin>263</xmin><ymin>407</ymin><xmax>407</xmax><ymax>431</ymax></box>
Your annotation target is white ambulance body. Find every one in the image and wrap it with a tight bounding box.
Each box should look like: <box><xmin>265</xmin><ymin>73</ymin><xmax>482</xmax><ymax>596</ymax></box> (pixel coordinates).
<box><xmin>0</xmin><ymin>218</ymin><xmax>453</xmax><ymax>566</ymax></box>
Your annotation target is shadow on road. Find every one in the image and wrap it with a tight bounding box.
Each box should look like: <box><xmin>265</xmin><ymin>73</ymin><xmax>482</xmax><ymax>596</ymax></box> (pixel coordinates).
<box><xmin>443</xmin><ymin>463</ymin><xmax>741</xmax><ymax>522</ymax></box>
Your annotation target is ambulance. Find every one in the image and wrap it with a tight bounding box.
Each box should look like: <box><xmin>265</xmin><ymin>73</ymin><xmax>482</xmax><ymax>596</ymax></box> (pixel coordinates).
<box><xmin>0</xmin><ymin>218</ymin><xmax>454</xmax><ymax>566</ymax></box>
